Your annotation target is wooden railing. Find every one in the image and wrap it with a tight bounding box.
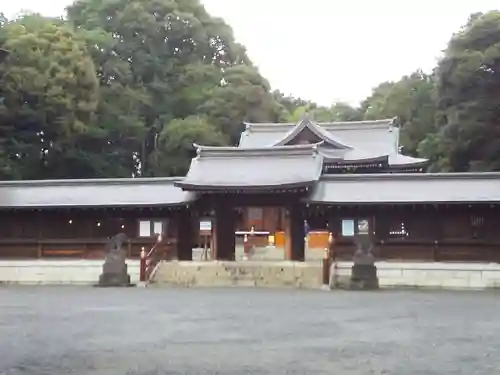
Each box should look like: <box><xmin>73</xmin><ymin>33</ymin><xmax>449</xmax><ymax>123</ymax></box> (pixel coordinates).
<box><xmin>0</xmin><ymin>238</ymin><xmax>160</xmax><ymax>259</ymax></box>
<box><xmin>139</xmin><ymin>235</ymin><xmax>178</xmax><ymax>282</ymax></box>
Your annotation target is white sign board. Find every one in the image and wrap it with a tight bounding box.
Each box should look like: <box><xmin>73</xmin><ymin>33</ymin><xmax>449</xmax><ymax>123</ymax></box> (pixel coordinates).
<box><xmin>139</xmin><ymin>220</ymin><xmax>150</xmax><ymax>237</ymax></box>
<box><xmin>153</xmin><ymin>221</ymin><xmax>163</xmax><ymax>236</ymax></box>
<box><xmin>200</xmin><ymin>220</ymin><xmax>212</xmax><ymax>232</ymax></box>
<box><xmin>341</xmin><ymin>219</ymin><xmax>355</xmax><ymax>237</ymax></box>
<box><xmin>357</xmin><ymin>219</ymin><xmax>369</xmax><ymax>234</ymax></box>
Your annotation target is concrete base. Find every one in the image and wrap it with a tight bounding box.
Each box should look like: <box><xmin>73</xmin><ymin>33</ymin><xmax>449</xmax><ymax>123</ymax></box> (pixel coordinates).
<box><xmin>151</xmin><ymin>260</ymin><xmax>323</xmax><ymax>289</ymax></box>
<box><xmin>94</xmin><ymin>273</ymin><xmax>134</xmax><ymax>288</ymax></box>
<box><xmin>0</xmin><ymin>260</ymin><xmax>140</xmax><ymax>285</ymax></box>
<box><xmin>4</xmin><ymin>259</ymin><xmax>500</xmax><ymax>291</ymax></box>
<box><xmin>332</xmin><ymin>261</ymin><xmax>500</xmax><ymax>290</ymax></box>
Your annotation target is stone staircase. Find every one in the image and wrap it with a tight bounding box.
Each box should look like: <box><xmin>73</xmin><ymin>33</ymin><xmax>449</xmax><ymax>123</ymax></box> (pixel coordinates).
<box><xmin>150</xmin><ymin>260</ymin><xmax>323</xmax><ymax>289</ymax></box>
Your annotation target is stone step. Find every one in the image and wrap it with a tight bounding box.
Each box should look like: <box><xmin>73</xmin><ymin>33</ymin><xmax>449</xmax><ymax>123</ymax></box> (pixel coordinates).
<box><xmin>151</xmin><ymin>261</ymin><xmax>323</xmax><ymax>289</ymax></box>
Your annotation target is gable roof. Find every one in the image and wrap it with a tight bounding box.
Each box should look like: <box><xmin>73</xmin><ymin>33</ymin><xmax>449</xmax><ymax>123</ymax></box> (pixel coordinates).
<box><xmin>0</xmin><ymin>178</ymin><xmax>195</xmax><ymax>209</ymax></box>
<box><xmin>240</xmin><ymin>118</ymin><xmax>398</xmax><ymax>153</ymax></box>
<box><xmin>308</xmin><ymin>173</ymin><xmax>500</xmax><ymax>204</ymax></box>
<box><xmin>175</xmin><ymin>143</ymin><xmax>323</xmax><ymax>191</ymax></box>
<box><xmin>272</xmin><ymin>114</ymin><xmax>352</xmax><ymax>149</ymax></box>
<box><xmin>239</xmin><ymin>117</ymin><xmax>427</xmax><ymax>167</ymax></box>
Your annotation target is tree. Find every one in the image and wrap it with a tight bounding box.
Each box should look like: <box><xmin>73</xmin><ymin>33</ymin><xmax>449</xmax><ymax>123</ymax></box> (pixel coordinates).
<box><xmin>361</xmin><ymin>71</ymin><xmax>437</xmax><ymax>156</ymax></box>
<box><xmin>0</xmin><ymin>14</ymin><xmax>100</xmax><ymax>179</ymax></box>
<box><xmin>427</xmin><ymin>11</ymin><xmax>500</xmax><ymax>171</ymax></box>
<box><xmin>273</xmin><ymin>93</ymin><xmax>363</xmax><ymax>123</ymax></box>
<box><xmin>313</xmin><ymin>102</ymin><xmax>363</xmax><ymax>122</ymax></box>
<box><xmin>191</xmin><ymin>64</ymin><xmax>283</xmax><ymax>145</ymax></box>
<box><xmin>67</xmin><ymin>0</ymin><xmax>278</xmax><ymax>175</ymax></box>
<box><xmin>150</xmin><ymin>116</ymin><xmax>225</xmax><ymax>176</ymax></box>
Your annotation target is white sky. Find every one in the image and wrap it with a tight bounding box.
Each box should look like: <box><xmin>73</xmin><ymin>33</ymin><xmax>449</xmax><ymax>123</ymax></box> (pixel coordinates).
<box><xmin>3</xmin><ymin>0</ymin><xmax>499</xmax><ymax>105</ymax></box>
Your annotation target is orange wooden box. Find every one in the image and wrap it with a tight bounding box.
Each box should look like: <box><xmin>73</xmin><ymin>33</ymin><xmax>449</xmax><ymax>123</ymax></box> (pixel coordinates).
<box><xmin>273</xmin><ymin>231</ymin><xmax>329</xmax><ymax>249</ymax></box>
<box><xmin>275</xmin><ymin>231</ymin><xmax>285</xmax><ymax>247</ymax></box>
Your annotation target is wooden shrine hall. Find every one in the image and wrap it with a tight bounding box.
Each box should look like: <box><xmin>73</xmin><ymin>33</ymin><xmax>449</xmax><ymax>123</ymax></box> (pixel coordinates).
<box><xmin>0</xmin><ymin>115</ymin><xmax>500</xmax><ymax>262</ymax></box>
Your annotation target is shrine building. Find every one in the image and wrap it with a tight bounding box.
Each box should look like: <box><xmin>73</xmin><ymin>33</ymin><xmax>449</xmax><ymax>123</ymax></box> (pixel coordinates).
<box><xmin>0</xmin><ymin>115</ymin><xmax>499</xmax><ymax>263</ymax></box>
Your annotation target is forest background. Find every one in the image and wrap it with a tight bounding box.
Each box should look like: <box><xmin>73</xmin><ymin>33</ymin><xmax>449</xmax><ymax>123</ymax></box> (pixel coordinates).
<box><xmin>1</xmin><ymin>1</ymin><xmax>499</xmax><ymax>179</ymax></box>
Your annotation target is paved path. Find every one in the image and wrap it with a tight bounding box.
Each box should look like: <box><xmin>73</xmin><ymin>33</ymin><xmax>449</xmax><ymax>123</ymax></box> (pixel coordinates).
<box><xmin>1</xmin><ymin>287</ymin><xmax>499</xmax><ymax>374</ymax></box>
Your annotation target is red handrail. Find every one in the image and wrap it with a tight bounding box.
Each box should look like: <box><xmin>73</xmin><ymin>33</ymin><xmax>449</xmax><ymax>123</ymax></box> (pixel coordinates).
<box><xmin>140</xmin><ymin>234</ymin><xmax>163</xmax><ymax>282</ymax></box>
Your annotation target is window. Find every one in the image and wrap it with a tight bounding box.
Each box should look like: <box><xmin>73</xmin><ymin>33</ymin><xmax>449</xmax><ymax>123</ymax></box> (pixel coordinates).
<box><xmin>138</xmin><ymin>220</ymin><xmax>167</xmax><ymax>237</ymax></box>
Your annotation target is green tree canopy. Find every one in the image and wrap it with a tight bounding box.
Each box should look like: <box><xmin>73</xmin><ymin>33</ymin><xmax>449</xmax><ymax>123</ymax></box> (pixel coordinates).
<box><xmin>361</xmin><ymin>71</ymin><xmax>437</xmax><ymax>156</ymax></box>
<box><xmin>66</xmin><ymin>0</ymin><xmax>280</xmax><ymax>176</ymax></box>
<box><xmin>420</xmin><ymin>11</ymin><xmax>500</xmax><ymax>171</ymax></box>
<box><xmin>0</xmin><ymin>13</ymin><xmax>99</xmax><ymax>179</ymax></box>
<box><xmin>150</xmin><ymin>115</ymin><xmax>225</xmax><ymax>176</ymax></box>
<box><xmin>1</xmin><ymin>6</ymin><xmax>499</xmax><ymax>179</ymax></box>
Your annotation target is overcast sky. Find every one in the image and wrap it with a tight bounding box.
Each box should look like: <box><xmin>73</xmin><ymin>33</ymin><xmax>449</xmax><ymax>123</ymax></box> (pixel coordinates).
<box><xmin>3</xmin><ymin>0</ymin><xmax>499</xmax><ymax>105</ymax></box>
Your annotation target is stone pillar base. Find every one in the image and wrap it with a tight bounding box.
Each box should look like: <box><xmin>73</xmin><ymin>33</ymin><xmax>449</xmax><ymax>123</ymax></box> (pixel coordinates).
<box><xmin>95</xmin><ymin>251</ymin><xmax>135</xmax><ymax>287</ymax></box>
<box><xmin>96</xmin><ymin>272</ymin><xmax>134</xmax><ymax>287</ymax></box>
<box><xmin>349</xmin><ymin>264</ymin><xmax>379</xmax><ymax>290</ymax></box>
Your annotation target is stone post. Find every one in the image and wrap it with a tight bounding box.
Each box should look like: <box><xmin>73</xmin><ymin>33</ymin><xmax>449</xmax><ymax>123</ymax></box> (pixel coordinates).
<box><xmin>140</xmin><ymin>248</ymin><xmax>146</xmax><ymax>282</ymax></box>
<box><xmin>350</xmin><ymin>219</ymin><xmax>379</xmax><ymax>289</ymax></box>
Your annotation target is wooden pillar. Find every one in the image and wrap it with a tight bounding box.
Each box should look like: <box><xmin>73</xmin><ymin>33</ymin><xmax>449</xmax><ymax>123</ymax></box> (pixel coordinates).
<box><xmin>284</xmin><ymin>205</ymin><xmax>305</xmax><ymax>261</ymax></box>
<box><xmin>177</xmin><ymin>209</ymin><xmax>194</xmax><ymax>261</ymax></box>
<box><xmin>213</xmin><ymin>203</ymin><xmax>236</xmax><ymax>261</ymax></box>
<box><xmin>284</xmin><ymin>213</ymin><xmax>292</xmax><ymax>260</ymax></box>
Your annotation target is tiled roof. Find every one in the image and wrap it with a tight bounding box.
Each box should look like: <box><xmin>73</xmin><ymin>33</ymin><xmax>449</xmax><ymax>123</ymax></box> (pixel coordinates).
<box><xmin>0</xmin><ymin>178</ymin><xmax>194</xmax><ymax>208</ymax></box>
<box><xmin>308</xmin><ymin>173</ymin><xmax>500</xmax><ymax>204</ymax></box>
<box><xmin>239</xmin><ymin>117</ymin><xmax>427</xmax><ymax>168</ymax></box>
<box><xmin>175</xmin><ymin>143</ymin><xmax>323</xmax><ymax>191</ymax></box>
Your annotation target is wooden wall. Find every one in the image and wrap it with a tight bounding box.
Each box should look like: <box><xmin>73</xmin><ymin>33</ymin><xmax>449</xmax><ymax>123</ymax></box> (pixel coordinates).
<box><xmin>0</xmin><ymin>208</ymin><xmax>183</xmax><ymax>259</ymax></box>
<box><xmin>323</xmin><ymin>205</ymin><xmax>500</xmax><ymax>263</ymax></box>
<box><xmin>2</xmin><ymin>203</ymin><xmax>500</xmax><ymax>263</ymax></box>
<box><xmin>241</xmin><ymin>204</ymin><xmax>500</xmax><ymax>262</ymax></box>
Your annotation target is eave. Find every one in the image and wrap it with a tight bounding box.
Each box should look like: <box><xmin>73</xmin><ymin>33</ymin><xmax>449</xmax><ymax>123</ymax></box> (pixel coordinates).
<box><xmin>174</xmin><ymin>181</ymin><xmax>317</xmax><ymax>193</ymax></box>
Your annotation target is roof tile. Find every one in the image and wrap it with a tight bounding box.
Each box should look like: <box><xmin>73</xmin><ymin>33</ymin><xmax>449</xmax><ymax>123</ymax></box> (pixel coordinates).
<box><xmin>308</xmin><ymin>173</ymin><xmax>500</xmax><ymax>204</ymax></box>
<box><xmin>175</xmin><ymin>144</ymin><xmax>323</xmax><ymax>191</ymax></box>
<box><xmin>0</xmin><ymin>178</ymin><xmax>194</xmax><ymax>208</ymax></box>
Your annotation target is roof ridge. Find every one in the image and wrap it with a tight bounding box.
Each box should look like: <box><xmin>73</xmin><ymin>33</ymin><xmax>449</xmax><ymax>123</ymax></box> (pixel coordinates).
<box><xmin>194</xmin><ymin>142</ymin><xmax>323</xmax><ymax>158</ymax></box>
<box><xmin>318</xmin><ymin>118</ymin><xmax>395</xmax><ymax>126</ymax></box>
<box><xmin>244</xmin><ymin>117</ymin><xmax>395</xmax><ymax>127</ymax></box>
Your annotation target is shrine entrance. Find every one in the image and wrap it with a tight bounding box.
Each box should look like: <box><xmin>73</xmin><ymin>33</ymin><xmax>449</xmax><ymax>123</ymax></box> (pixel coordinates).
<box><xmin>196</xmin><ymin>192</ymin><xmax>309</xmax><ymax>262</ymax></box>
<box><xmin>173</xmin><ymin>142</ymin><xmax>325</xmax><ymax>262</ymax></box>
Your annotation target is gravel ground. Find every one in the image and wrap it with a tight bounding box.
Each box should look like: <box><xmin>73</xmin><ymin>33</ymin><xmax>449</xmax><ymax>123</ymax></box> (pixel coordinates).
<box><xmin>1</xmin><ymin>286</ymin><xmax>499</xmax><ymax>375</ymax></box>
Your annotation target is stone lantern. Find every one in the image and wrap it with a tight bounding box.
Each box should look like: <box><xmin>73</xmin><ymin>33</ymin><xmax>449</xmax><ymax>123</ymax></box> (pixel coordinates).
<box><xmin>350</xmin><ymin>219</ymin><xmax>379</xmax><ymax>289</ymax></box>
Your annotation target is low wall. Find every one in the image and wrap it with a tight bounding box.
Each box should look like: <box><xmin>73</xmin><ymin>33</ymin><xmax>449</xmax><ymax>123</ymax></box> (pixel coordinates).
<box><xmin>333</xmin><ymin>261</ymin><xmax>500</xmax><ymax>290</ymax></box>
<box><xmin>0</xmin><ymin>260</ymin><xmax>140</xmax><ymax>285</ymax></box>
<box><xmin>152</xmin><ymin>261</ymin><xmax>323</xmax><ymax>288</ymax></box>
<box><xmin>3</xmin><ymin>259</ymin><xmax>500</xmax><ymax>290</ymax></box>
